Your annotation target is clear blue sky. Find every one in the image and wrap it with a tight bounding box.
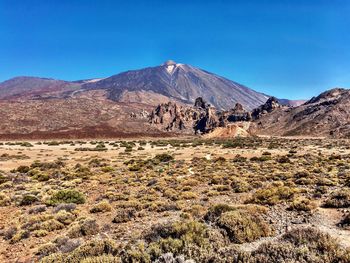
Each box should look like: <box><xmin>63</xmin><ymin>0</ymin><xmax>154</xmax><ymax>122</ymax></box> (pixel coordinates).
<box><xmin>1</xmin><ymin>0</ymin><xmax>349</xmax><ymax>99</ymax></box>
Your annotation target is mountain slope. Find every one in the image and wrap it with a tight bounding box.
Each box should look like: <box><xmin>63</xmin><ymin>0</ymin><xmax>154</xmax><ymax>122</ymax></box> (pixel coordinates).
<box><xmin>253</xmin><ymin>88</ymin><xmax>350</xmax><ymax>138</ymax></box>
<box><xmin>83</xmin><ymin>60</ymin><xmax>269</xmax><ymax>110</ymax></box>
<box><xmin>0</xmin><ymin>89</ymin><xmax>162</xmax><ymax>139</ymax></box>
<box><xmin>0</xmin><ymin>76</ymin><xmax>80</xmax><ymax>100</ymax></box>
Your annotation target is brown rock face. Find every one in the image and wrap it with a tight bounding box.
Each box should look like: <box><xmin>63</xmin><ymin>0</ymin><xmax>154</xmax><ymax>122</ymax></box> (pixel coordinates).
<box><xmin>149</xmin><ymin>102</ymin><xmax>199</xmax><ymax>133</ymax></box>
<box><xmin>251</xmin><ymin>88</ymin><xmax>350</xmax><ymax>138</ymax></box>
<box><xmin>194</xmin><ymin>97</ymin><xmax>208</xmax><ymax>109</ymax></box>
<box><xmin>251</xmin><ymin>97</ymin><xmax>282</xmax><ymax>120</ymax></box>
<box><xmin>149</xmin><ymin>98</ymin><xmax>220</xmax><ymax>134</ymax></box>
<box><xmin>220</xmin><ymin>103</ymin><xmax>252</xmax><ymax>125</ymax></box>
<box><xmin>193</xmin><ymin>106</ymin><xmax>220</xmax><ymax>134</ymax></box>
<box><xmin>150</xmin><ymin>97</ymin><xmax>260</xmax><ymax>135</ymax></box>
<box><xmin>149</xmin><ymin>98</ymin><xmax>213</xmax><ymax>134</ymax></box>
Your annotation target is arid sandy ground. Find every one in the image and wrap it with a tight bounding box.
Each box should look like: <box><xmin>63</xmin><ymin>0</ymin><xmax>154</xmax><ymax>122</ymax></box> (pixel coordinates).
<box><xmin>0</xmin><ymin>137</ymin><xmax>350</xmax><ymax>262</ymax></box>
<box><xmin>1</xmin><ymin>138</ymin><xmax>347</xmax><ymax>172</ymax></box>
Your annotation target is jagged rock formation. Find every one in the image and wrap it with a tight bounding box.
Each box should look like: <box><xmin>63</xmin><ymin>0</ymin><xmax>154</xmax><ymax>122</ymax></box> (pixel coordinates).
<box><xmin>194</xmin><ymin>97</ymin><xmax>209</xmax><ymax>109</ymax></box>
<box><xmin>148</xmin><ymin>98</ymin><xmax>218</xmax><ymax>134</ymax></box>
<box><xmin>149</xmin><ymin>102</ymin><xmax>196</xmax><ymax>132</ymax></box>
<box><xmin>193</xmin><ymin>105</ymin><xmax>220</xmax><ymax>134</ymax></box>
<box><xmin>149</xmin><ymin>97</ymin><xmax>279</xmax><ymax>136</ymax></box>
<box><xmin>150</xmin><ymin>88</ymin><xmax>350</xmax><ymax>139</ymax></box>
<box><xmin>130</xmin><ymin>109</ymin><xmax>150</xmax><ymax>119</ymax></box>
<box><xmin>251</xmin><ymin>97</ymin><xmax>282</xmax><ymax>119</ymax></box>
<box><xmin>219</xmin><ymin>103</ymin><xmax>252</xmax><ymax>126</ymax></box>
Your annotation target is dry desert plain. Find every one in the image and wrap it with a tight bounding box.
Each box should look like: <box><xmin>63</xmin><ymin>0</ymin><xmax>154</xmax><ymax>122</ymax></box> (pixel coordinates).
<box><xmin>0</xmin><ymin>137</ymin><xmax>350</xmax><ymax>262</ymax></box>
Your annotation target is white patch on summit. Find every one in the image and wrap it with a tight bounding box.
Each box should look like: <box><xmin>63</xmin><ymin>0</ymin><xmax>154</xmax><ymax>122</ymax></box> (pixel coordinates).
<box><xmin>163</xmin><ymin>60</ymin><xmax>180</xmax><ymax>75</ymax></box>
<box><xmin>166</xmin><ymin>65</ymin><xmax>175</xmax><ymax>74</ymax></box>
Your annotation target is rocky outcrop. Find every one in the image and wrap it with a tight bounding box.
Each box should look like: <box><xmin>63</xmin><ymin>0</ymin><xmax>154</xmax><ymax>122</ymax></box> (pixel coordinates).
<box><xmin>149</xmin><ymin>102</ymin><xmax>186</xmax><ymax>131</ymax></box>
<box><xmin>251</xmin><ymin>97</ymin><xmax>282</xmax><ymax>120</ymax></box>
<box><xmin>194</xmin><ymin>97</ymin><xmax>209</xmax><ymax>109</ymax></box>
<box><xmin>149</xmin><ymin>97</ymin><xmax>280</xmax><ymax>136</ymax></box>
<box><xmin>149</xmin><ymin>101</ymin><xmax>200</xmax><ymax>133</ymax></box>
<box><xmin>193</xmin><ymin>105</ymin><xmax>219</xmax><ymax>134</ymax></box>
<box><xmin>148</xmin><ymin>97</ymin><xmax>219</xmax><ymax>134</ymax></box>
<box><xmin>219</xmin><ymin>103</ymin><xmax>252</xmax><ymax>126</ymax></box>
<box><xmin>306</xmin><ymin>88</ymin><xmax>345</xmax><ymax>105</ymax></box>
<box><xmin>130</xmin><ymin>109</ymin><xmax>150</xmax><ymax>119</ymax></box>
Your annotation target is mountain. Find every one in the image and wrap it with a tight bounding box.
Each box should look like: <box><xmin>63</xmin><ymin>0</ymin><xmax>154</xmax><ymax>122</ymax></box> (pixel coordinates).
<box><xmin>0</xmin><ymin>61</ymin><xmax>322</xmax><ymax>139</ymax></box>
<box><xmin>252</xmin><ymin>88</ymin><xmax>350</xmax><ymax>138</ymax></box>
<box><xmin>82</xmin><ymin>60</ymin><xmax>269</xmax><ymax>110</ymax></box>
<box><xmin>0</xmin><ymin>61</ymin><xmax>272</xmax><ymax>110</ymax></box>
<box><xmin>3</xmin><ymin>62</ymin><xmax>311</xmax><ymax>113</ymax></box>
<box><xmin>0</xmin><ymin>76</ymin><xmax>78</xmax><ymax>100</ymax></box>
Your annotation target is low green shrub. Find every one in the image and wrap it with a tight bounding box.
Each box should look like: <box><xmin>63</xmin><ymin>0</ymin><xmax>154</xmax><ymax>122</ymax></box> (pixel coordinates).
<box><xmin>90</xmin><ymin>201</ymin><xmax>112</xmax><ymax>213</ymax></box>
<box><xmin>46</xmin><ymin>189</ymin><xmax>85</xmax><ymax>206</ymax></box>
<box><xmin>217</xmin><ymin>209</ymin><xmax>271</xmax><ymax>243</ymax></box>
<box><xmin>248</xmin><ymin>184</ymin><xmax>298</xmax><ymax>206</ymax></box>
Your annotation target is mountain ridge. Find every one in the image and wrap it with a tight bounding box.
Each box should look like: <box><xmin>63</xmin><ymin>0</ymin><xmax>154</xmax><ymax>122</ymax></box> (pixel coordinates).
<box><xmin>251</xmin><ymin>87</ymin><xmax>350</xmax><ymax>138</ymax></box>
<box><xmin>82</xmin><ymin>60</ymin><xmax>269</xmax><ymax>110</ymax></box>
<box><xmin>0</xmin><ymin>61</ymin><xmax>304</xmax><ymax>109</ymax></box>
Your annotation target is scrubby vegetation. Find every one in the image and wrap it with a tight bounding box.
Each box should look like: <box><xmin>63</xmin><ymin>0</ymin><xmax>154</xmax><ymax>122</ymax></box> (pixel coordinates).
<box><xmin>324</xmin><ymin>189</ymin><xmax>350</xmax><ymax>208</ymax></box>
<box><xmin>0</xmin><ymin>138</ymin><xmax>350</xmax><ymax>262</ymax></box>
<box><xmin>216</xmin><ymin>207</ymin><xmax>271</xmax><ymax>243</ymax></box>
<box><xmin>46</xmin><ymin>189</ymin><xmax>85</xmax><ymax>205</ymax></box>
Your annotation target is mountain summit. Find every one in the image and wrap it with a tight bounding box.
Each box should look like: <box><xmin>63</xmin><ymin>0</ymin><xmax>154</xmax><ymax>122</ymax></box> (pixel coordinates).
<box><xmin>83</xmin><ymin>61</ymin><xmax>269</xmax><ymax>110</ymax></box>
<box><xmin>0</xmin><ymin>62</ymin><xmax>302</xmax><ymax>110</ymax></box>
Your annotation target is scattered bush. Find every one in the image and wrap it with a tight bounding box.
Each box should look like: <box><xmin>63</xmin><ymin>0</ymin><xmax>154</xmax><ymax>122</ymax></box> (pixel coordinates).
<box><xmin>40</xmin><ymin>239</ymin><xmax>120</xmax><ymax>263</ymax></box>
<box><xmin>112</xmin><ymin>208</ymin><xmax>136</xmax><ymax>223</ymax></box>
<box><xmin>67</xmin><ymin>218</ymin><xmax>99</xmax><ymax>238</ymax></box>
<box><xmin>153</xmin><ymin>154</ymin><xmax>174</xmax><ymax>163</ymax></box>
<box><xmin>46</xmin><ymin>189</ymin><xmax>85</xmax><ymax>206</ymax></box>
<box><xmin>20</xmin><ymin>194</ymin><xmax>39</xmax><ymax>206</ymax></box>
<box><xmin>248</xmin><ymin>184</ymin><xmax>298</xmax><ymax>206</ymax></box>
<box><xmin>9</xmin><ymin>229</ymin><xmax>30</xmax><ymax>244</ymax></box>
<box><xmin>324</xmin><ymin>189</ymin><xmax>350</xmax><ymax>208</ymax></box>
<box><xmin>145</xmin><ymin>220</ymin><xmax>213</xmax><ymax>261</ymax></box>
<box><xmin>230</xmin><ymin>178</ymin><xmax>251</xmax><ymax>193</ymax></box>
<box><xmin>55</xmin><ymin>210</ymin><xmax>76</xmax><ymax>225</ymax></box>
<box><xmin>252</xmin><ymin>227</ymin><xmax>350</xmax><ymax>262</ymax></box>
<box><xmin>0</xmin><ymin>193</ymin><xmax>11</xmax><ymax>206</ymax></box>
<box><xmin>217</xmin><ymin>209</ymin><xmax>271</xmax><ymax>243</ymax></box>
<box><xmin>16</xmin><ymin>165</ymin><xmax>30</xmax><ymax>173</ymax></box>
<box><xmin>90</xmin><ymin>201</ymin><xmax>112</xmax><ymax>213</ymax></box>
<box><xmin>288</xmin><ymin>197</ymin><xmax>317</xmax><ymax>212</ymax></box>
<box><xmin>204</xmin><ymin>204</ymin><xmax>235</xmax><ymax>222</ymax></box>
<box><xmin>339</xmin><ymin>213</ymin><xmax>350</xmax><ymax>227</ymax></box>
<box><xmin>36</xmin><ymin>243</ymin><xmax>58</xmax><ymax>257</ymax></box>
